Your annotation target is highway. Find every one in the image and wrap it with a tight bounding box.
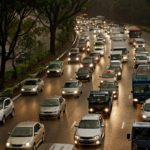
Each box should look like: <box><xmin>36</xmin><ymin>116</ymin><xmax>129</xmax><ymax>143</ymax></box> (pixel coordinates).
<box><xmin>0</xmin><ymin>29</ymin><xmax>150</xmax><ymax>150</ymax></box>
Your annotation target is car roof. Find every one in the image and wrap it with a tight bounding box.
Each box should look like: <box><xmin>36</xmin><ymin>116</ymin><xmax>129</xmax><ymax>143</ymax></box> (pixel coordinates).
<box><xmin>81</xmin><ymin>114</ymin><xmax>100</xmax><ymax>120</ymax></box>
<box><xmin>49</xmin><ymin>143</ymin><xmax>75</xmax><ymax>150</ymax></box>
<box><xmin>16</xmin><ymin>121</ymin><xmax>38</xmax><ymax>127</ymax></box>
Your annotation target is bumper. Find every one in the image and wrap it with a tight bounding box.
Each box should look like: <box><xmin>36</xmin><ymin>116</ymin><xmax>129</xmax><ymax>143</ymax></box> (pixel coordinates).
<box><xmin>74</xmin><ymin>139</ymin><xmax>101</xmax><ymax>145</ymax></box>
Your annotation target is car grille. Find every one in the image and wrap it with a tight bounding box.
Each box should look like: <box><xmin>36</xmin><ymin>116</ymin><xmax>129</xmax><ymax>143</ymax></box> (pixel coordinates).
<box><xmin>80</xmin><ymin>137</ymin><xmax>93</xmax><ymax>140</ymax></box>
<box><xmin>11</xmin><ymin>144</ymin><xmax>22</xmax><ymax>147</ymax></box>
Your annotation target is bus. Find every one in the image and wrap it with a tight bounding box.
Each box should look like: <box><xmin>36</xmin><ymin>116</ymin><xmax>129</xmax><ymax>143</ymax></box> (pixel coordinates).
<box><xmin>128</xmin><ymin>26</ymin><xmax>142</xmax><ymax>44</ymax></box>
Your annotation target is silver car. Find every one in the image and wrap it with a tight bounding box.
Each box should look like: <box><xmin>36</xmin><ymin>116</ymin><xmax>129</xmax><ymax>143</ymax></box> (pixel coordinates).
<box><xmin>74</xmin><ymin>114</ymin><xmax>105</xmax><ymax>145</ymax></box>
<box><xmin>62</xmin><ymin>80</ymin><xmax>82</xmax><ymax>98</ymax></box>
<box><xmin>21</xmin><ymin>78</ymin><xmax>44</xmax><ymax>95</ymax></box>
<box><xmin>141</xmin><ymin>98</ymin><xmax>150</xmax><ymax>121</ymax></box>
<box><xmin>39</xmin><ymin>96</ymin><xmax>66</xmax><ymax>119</ymax></box>
<box><xmin>0</xmin><ymin>97</ymin><xmax>15</xmax><ymax>124</ymax></box>
<box><xmin>49</xmin><ymin>143</ymin><xmax>76</xmax><ymax>150</ymax></box>
<box><xmin>6</xmin><ymin>121</ymin><xmax>45</xmax><ymax>150</ymax></box>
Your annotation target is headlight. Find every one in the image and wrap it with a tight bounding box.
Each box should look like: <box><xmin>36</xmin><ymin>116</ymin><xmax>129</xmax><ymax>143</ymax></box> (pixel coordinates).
<box><xmin>74</xmin><ymin>91</ymin><xmax>78</xmax><ymax>94</ymax></box>
<box><xmin>75</xmin><ymin>135</ymin><xmax>79</xmax><ymax>140</ymax></box>
<box><xmin>86</xmin><ymin>75</ymin><xmax>89</xmax><ymax>78</ymax></box>
<box><xmin>25</xmin><ymin>142</ymin><xmax>31</xmax><ymax>147</ymax></box>
<box><xmin>89</xmin><ymin>63</ymin><xmax>93</xmax><ymax>67</ymax></box>
<box><xmin>104</xmin><ymin>108</ymin><xmax>109</xmax><ymax>112</ymax></box>
<box><xmin>89</xmin><ymin>108</ymin><xmax>94</xmax><ymax>112</ymax></box>
<box><xmin>62</xmin><ymin>91</ymin><xmax>65</xmax><ymax>94</ymax></box>
<box><xmin>47</xmin><ymin>70</ymin><xmax>50</xmax><ymax>73</ymax></box>
<box><xmin>118</xmin><ymin>72</ymin><xmax>121</xmax><ymax>76</ymax></box>
<box><xmin>94</xmin><ymin>135</ymin><xmax>100</xmax><ymax>140</ymax></box>
<box><xmin>95</xmin><ymin>57</ymin><xmax>99</xmax><ymax>60</ymax></box>
<box><xmin>80</xmin><ymin>64</ymin><xmax>83</xmax><ymax>68</ymax></box>
<box><xmin>68</xmin><ymin>58</ymin><xmax>71</xmax><ymax>61</ymax></box>
<box><xmin>123</xmin><ymin>56</ymin><xmax>127</xmax><ymax>60</ymax></box>
<box><xmin>113</xmin><ymin>91</ymin><xmax>116</xmax><ymax>94</ymax></box>
<box><xmin>32</xmin><ymin>88</ymin><xmax>36</xmax><ymax>92</ymax></box>
<box><xmin>133</xmin><ymin>99</ymin><xmax>138</xmax><ymax>102</ymax></box>
<box><xmin>21</xmin><ymin>88</ymin><xmax>25</xmax><ymax>91</ymax></box>
<box><xmin>142</xmin><ymin>114</ymin><xmax>147</xmax><ymax>119</ymax></box>
<box><xmin>56</xmin><ymin>70</ymin><xmax>60</xmax><ymax>72</ymax></box>
<box><xmin>76</xmin><ymin>57</ymin><xmax>79</xmax><ymax>61</ymax></box>
<box><xmin>6</xmin><ymin>142</ymin><xmax>10</xmax><ymax>147</ymax></box>
<box><xmin>100</xmin><ymin>80</ymin><xmax>103</xmax><ymax>84</ymax></box>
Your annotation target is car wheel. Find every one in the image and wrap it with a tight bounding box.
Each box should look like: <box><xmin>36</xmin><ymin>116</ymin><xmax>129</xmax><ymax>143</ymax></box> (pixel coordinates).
<box><xmin>11</xmin><ymin>109</ymin><xmax>15</xmax><ymax>118</ymax></box>
<box><xmin>2</xmin><ymin>116</ymin><xmax>6</xmax><ymax>124</ymax></box>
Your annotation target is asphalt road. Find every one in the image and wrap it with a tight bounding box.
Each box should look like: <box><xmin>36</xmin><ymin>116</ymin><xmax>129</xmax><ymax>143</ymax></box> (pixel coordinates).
<box><xmin>0</xmin><ymin>30</ymin><xmax>149</xmax><ymax>150</ymax></box>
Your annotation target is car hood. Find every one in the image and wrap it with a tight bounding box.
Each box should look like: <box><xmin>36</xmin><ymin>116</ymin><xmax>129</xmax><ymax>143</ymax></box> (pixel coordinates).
<box><xmin>7</xmin><ymin>137</ymin><xmax>33</xmax><ymax>145</ymax></box>
<box><xmin>40</xmin><ymin>106</ymin><xmax>59</xmax><ymax>112</ymax></box>
<box><xmin>22</xmin><ymin>85</ymin><xmax>37</xmax><ymax>89</ymax></box>
<box><xmin>76</xmin><ymin>128</ymin><xmax>102</xmax><ymax>137</ymax></box>
<box><xmin>63</xmin><ymin>87</ymin><xmax>79</xmax><ymax>91</ymax></box>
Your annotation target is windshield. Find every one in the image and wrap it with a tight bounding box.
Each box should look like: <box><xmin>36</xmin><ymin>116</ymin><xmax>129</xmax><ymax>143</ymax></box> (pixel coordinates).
<box><xmin>136</xmin><ymin>55</ymin><xmax>147</xmax><ymax>60</ymax></box>
<box><xmin>136</xmin><ymin>65</ymin><xmax>150</xmax><ymax>74</ymax></box>
<box><xmin>94</xmin><ymin>48</ymin><xmax>103</xmax><ymax>51</ymax></box>
<box><xmin>94</xmin><ymin>42</ymin><xmax>103</xmax><ymax>46</ymax></box>
<box><xmin>11</xmin><ymin>127</ymin><xmax>33</xmax><ymax>137</ymax></box>
<box><xmin>101</xmin><ymin>83</ymin><xmax>115</xmax><ymax>89</ymax></box>
<box><xmin>24</xmin><ymin>80</ymin><xmax>37</xmax><ymax>85</ymax></box>
<box><xmin>78</xmin><ymin>120</ymin><xmax>100</xmax><ymax>129</ymax></box>
<box><xmin>102</xmin><ymin>72</ymin><xmax>115</xmax><ymax>78</ymax></box>
<box><xmin>64</xmin><ymin>82</ymin><xmax>78</xmax><ymax>88</ymax></box>
<box><xmin>144</xmin><ymin>103</ymin><xmax>150</xmax><ymax>111</ymax></box>
<box><xmin>41</xmin><ymin>99</ymin><xmax>59</xmax><ymax>107</ymax></box>
<box><xmin>69</xmin><ymin>53</ymin><xmax>78</xmax><ymax>57</ymax></box>
<box><xmin>133</xmin><ymin>127</ymin><xmax>150</xmax><ymax>140</ymax></box>
<box><xmin>111</xmin><ymin>55</ymin><xmax>122</xmax><ymax>60</ymax></box>
<box><xmin>137</xmin><ymin>41</ymin><xmax>144</xmax><ymax>44</ymax></box>
<box><xmin>78</xmin><ymin>69</ymin><xmax>88</xmax><ymax>74</ymax></box>
<box><xmin>133</xmin><ymin>85</ymin><xmax>150</xmax><ymax>93</ymax></box>
<box><xmin>48</xmin><ymin>64</ymin><xmax>60</xmax><ymax>69</ymax></box>
<box><xmin>89</xmin><ymin>95</ymin><xmax>108</xmax><ymax>103</ymax></box>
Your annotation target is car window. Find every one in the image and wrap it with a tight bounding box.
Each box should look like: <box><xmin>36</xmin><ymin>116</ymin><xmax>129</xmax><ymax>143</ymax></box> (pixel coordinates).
<box><xmin>34</xmin><ymin>123</ymin><xmax>41</xmax><ymax>132</ymax></box>
<box><xmin>5</xmin><ymin>99</ymin><xmax>10</xmax><ymax>107</ymax></box>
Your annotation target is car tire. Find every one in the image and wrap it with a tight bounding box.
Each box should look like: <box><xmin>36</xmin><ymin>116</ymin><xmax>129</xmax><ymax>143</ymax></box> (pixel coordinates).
<box><xmin>11</xmin><ymin>109</ymin><xmax>15</xmax><ymax>118</ymax></box>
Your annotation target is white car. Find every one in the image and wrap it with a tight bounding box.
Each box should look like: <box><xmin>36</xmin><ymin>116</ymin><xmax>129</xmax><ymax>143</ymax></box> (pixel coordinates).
<box><xmin>0</xmin><ymin>97</ymin><xmax>15</xmax><ymax>124</ymax></box>
<box><xmin>39</xmin><ymin>96</ymin><xmax>66</xmax><ymax>119</ymax></box>
<box><xmin>49</xmin><ymin>143</ymin><xmax>76</xmax><ymax>150</ymax></box>
<box><xmin>6</xmin><ymin>121</ymin><xmax>45</xmax><ymax>149</ymax></box>
<box><xmin>62</xmin><ymin>80</ymin><xmax>82</xmax><ymax>97</ymax></box>
<box><xmin>133</xmin><ymin>38</ymin><xmax>145</xmax><ymax>48</ymax></box>
<box><xmin>94</xmin><ymin>41</ymin><xmax>105</xmax><ymax>56</ymax></box>
<box><xmin>141</xmin><ymin>98</ymin><xmax>150</xmax><ymax>121</ymax></box>
<box><xmin>74</xmin><ymin>114</ymin><xmax>105</xmax><ymax>145</ymax></box>
<box><xmin>21</xmin><ymin>78</ymin><xmax>44</xmax><ymax>95</ymax></box>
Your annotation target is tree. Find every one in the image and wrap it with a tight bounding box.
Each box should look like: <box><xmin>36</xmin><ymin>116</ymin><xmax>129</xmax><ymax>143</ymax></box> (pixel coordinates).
<box><xmin>36</xmin><ymin>0</ymin><xmax>88</xmax><ymax>55</ymax></box>
<box><xmin>0</xmin><ymin>0</ymin><xmax>37</xmax><ymax>90</ymax></box>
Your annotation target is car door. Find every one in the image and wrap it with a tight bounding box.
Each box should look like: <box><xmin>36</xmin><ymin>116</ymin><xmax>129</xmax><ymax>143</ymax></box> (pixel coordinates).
<box><xmin>34</xmin><ymin>123</ymin><xmax>43</xmax><ymax>146</ymax></box>
<box><xmin>4</xmin><ymin>99</ymin><xmax>11</xmax><ymax>117</ymax></box>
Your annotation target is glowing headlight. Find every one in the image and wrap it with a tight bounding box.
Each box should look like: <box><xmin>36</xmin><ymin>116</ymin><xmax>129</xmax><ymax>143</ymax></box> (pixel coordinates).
<box><xmin>21</xmin><ymin>88</ymin><xmax>25</xmax><ymax>91</ymax></box>
<box><xmin>86</xmin><ymin>75</ymin><xmax>89</xmax><ymax>78</ymax></box>
<box><xmin>113</xmin><ymin>91</ymin><xmax>116</xmax><ymax>94</ymax></box>
<box><xmin>89</xmin><ymin>108</ymin><xmax>94</xmax><ymax>112</ymax></box>
<box><xmin>76</xmin><ymin>57</ymin><xmax>79</xmax><ymax>61</ymax></box>
<box><xmin>118</xmin><ymin>72</ymin><xmax>121</xmax><ymax>76</ymax></box>
<box><xmin>62</xmin><ymin>91</ymin><xmax>65</xmax><ymax>94</ymax></box>
<box><xmin>74</xmin><ymin>91</ymin><xmax>78</xmax><ymax>94</ymax></box>
<box><xmin>104</xmin><ymin>108</ymin><xmax>109</xmax><ymax>112</ymax></box>
<box><xmin>133</xmin><ymin>99</ymin><xmax>138</xmax><ymax>102</ymax></box>
<box><xmin>94</xmin><ymin>135</ymin><xmax>100</xmax><ymax>140</ymax></box>
<box><xmin>89</xmin><ymin>63</ymin><xmax>93</xmax><ymax>67</ymax></box>
<box><xmin>56</xmin><ymin>70</ymin><xmax>60</xmax><ymax>72</ymax></box>
<box><xmin>6</xmin><ymin>142</ymin><xmax>10</xmax><ymax>147</ymax></box>
<box><xmin>142</xmin><ymin>114</ymin><xmax>147</xmax><ymax>119</ymax></box>
<box><xmin>75</xmin><ymin>135</ymin><xmax>79</xmax><ymax>140</ymax></box>
<box><xmin>32</xmin><ymin>88</ymin><xmax>36</xmax><ymax>91</ymax></box>
<box><xmin>68</xmin><ymin>58</ymin><xmax>71</xmax><ymax>61</ymax></box>
<box><xmin>123</xmin><ymin>56</ymin><xmax>127</xmax><ymax>60</ymax></box>
<box><xmin>25</xmin><ymin>142</ymin><xmax>31</xmax><ymax>147</ymax></box>
<box><xmin>100</xmin><ymin>80</ymin><xmax>103</xmax><ymax>84</ymax></box>
<box><xmin>95</xmin><ymin>57</ymin><xmax>99</xmax><ymax>60</ymax></box>
<box><xmin>80</xmin><ymin>64</ymin><xmax>83</xmax><ymax>68</ymax></box>
<box><xmin>47</xmin><ymin>70</ymin><xmax>50</xmax><ymax>73</ymax></box>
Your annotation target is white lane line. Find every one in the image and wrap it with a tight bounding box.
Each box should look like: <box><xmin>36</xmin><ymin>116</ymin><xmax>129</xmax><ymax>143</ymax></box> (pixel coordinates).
<box><xmin>71</xmin><ymin>121</ymin><xmax>77</xmax><ymax>129</ymax></box>
<box><xmin>121</xmin><ymin>121</ymin><xmax>125</xmax><ymax>129</ymax></box>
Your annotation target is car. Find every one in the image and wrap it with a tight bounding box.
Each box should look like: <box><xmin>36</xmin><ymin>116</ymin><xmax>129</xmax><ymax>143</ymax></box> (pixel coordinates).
<box><xmin>87</xmin><ymin>91</ymin><xmax>113</xmax><ymax>115</ymax></box>
<box><xmin>133</xmin><ymin>38</ymin><xmax>145</xmax><ymax>48</ymax></box>
<box><xmin>0</xmin><ymin>97</ymin><xmax>15</xmax><ymax>124</ymax></box>
<box><xmin>68</xmin><ymin>48</ymin><xmax>79</xmax><ymax>55</ymax></box>
<box><xmin>46</xmin><ymin>60</ymin><xmax>64</xmax><ymax>77</ymax></box>
<box><xmin>21</xmin><ymin>78</ymin><xmax>44</xmax><ymax>95</ymax></box>
<box><xmin>49</xmin><ymin>143</ymin><xmax>76</xmax><ymax>150</ymax></box>
<box><xmin>80</xmin><ymin>57</ymin><xmax>95</xmax><ymax>71</ymax></box>
<box><xmin>62</xmin><ymin>80</ymin><xmax>82</xmax><ymax>97</ymax></box>
<box><xmin>76</xmin><ymin>67</ymin><xmax>92</xmax><ymax>81</ymax></box>
<box><xmin>136</xmin><ymin>64</ymin><xmax>150</xmax><ymax>74</ymax></box>
<box><xmin>6</xmin><ymin>121</ymin><xmax>45</xmax><ymax>150</ymax></box>
<box><xmin>39</xmin><ymin>96</ymin><xmax>66</xmax><ymax>119</ymax></box>
<box><xmin>100</xmin><ymin>69</ymin><xmax>117</xmax><ymax>84</ymax></box>
<box><xmin>74</xmin><ymin>114</ymin><xmax>105</xmax><ymax>146</ymax></box>
<box><xmin>88</xmin><ymin>52</ymin><xmax>101</xmax><ymax>63</ymax></box>
<box><xmin>78</xmin><ymin>38</ymin><xmax>88</xmax><ymax>52</ymax></box>
<box><xmin>93</xmin><ymin>41</ymin><xmax>105</xmax><ymax>56</ymax></box>
<box><xmin>99</xmin><ymin>81</ymin><xmax>119</xmax><ymax>99</ymax></box>
<box><xmin>141</xmin><ymin>98</ymin><xmax>150</xmax><ymax>121</ymax></box>
<box><xmin>67</xmin><ymin>53</ymin><xmax>80</xmax><ymax>64</ymax></box>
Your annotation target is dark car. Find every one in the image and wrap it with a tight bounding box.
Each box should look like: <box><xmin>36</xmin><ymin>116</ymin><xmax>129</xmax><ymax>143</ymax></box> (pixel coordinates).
<box><xmin>88</xmin><ymin>52</ymin><xmax>101</xmax><ymax>63</ymax></box>
<box><xmin>76</xmin><ymin>67</ymin><xmax>92</xmax><ymax>81</ymax></box>
<box><xmin>78</xmin><ymin>38</ymin><xmax>88</xmax><ymax>52</ymax></box>
<box><xmin>87</xmin><ymin>90</ymin><xmax>113</xmax><ymax>116</ymax></box>
<box><xmin>99</xmin><ymin>81</ymin><xmax>119</xmax><ymax>99</ymax></box>
<box><xmin>67</xmin><ymin>53</ymin><xmax>80</xmax><ymax>64</ymax></box>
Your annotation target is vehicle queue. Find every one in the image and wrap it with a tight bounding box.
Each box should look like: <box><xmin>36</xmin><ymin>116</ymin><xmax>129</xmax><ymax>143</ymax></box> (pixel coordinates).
<box><xmin>0</xmin><ymin>15</ymin><xmax>150</xmax><ymax>150</ymax></box>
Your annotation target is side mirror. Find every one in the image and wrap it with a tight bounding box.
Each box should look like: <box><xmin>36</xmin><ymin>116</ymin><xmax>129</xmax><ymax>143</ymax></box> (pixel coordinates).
<box><xmin>127</xmin><ymin>133</ymin><xmax>130</xmax><ymax>140</ymax></box>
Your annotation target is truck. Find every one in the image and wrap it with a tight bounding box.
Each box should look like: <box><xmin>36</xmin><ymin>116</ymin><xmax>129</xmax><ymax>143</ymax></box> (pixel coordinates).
<box><xmin>132</xmin><ymin>73</ymin><xmax>150</xmax><ymax>106</ymax></box>
<box><xmin>127</xmin><ymin>122</ymin><xmax>150</xmax><ymax>150</ymax></box>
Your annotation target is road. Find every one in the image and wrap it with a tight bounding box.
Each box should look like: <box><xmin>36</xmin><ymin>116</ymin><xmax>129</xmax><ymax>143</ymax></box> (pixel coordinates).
<box><xmin>0</xmin><ymin>29</ymin><xmax>149</xmax><ymax>150</ymax></box>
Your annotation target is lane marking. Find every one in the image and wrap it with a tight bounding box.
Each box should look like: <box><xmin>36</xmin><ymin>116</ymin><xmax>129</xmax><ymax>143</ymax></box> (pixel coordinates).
<box><xmin>121</xmin><ymin>121</ymin><xmax>125</xmax><ymax>129</ymax></box>
<box><xmin>71</xmin><ymin>121</ymin><xmax>76</xmax><ymax>129</ymax></box>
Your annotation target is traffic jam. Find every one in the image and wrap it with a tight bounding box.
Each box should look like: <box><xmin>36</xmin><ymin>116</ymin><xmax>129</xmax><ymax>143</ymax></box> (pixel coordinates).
<box><xmin>0</xmin><ymin>15</ymin><xmax>150</xmax><ymax>150</ymax></box>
